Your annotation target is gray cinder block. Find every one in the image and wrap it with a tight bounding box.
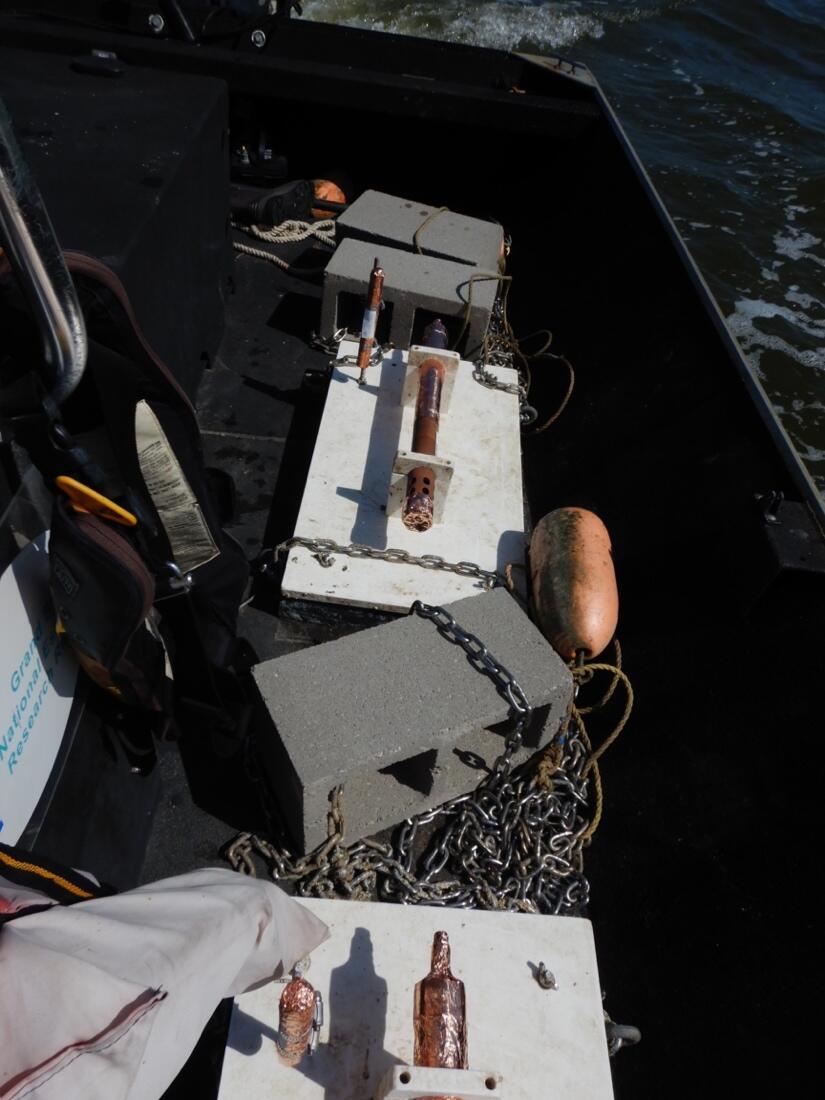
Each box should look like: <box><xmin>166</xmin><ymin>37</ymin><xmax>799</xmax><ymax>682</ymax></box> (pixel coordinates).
<box><xmin>320</xmin><ymin>238</ymin><xmax>498</xmax><ymax>356</ymax></box>
<box><xmin>253</xmin><ymin>589</ymin><xmax>573</xmax><ymax>852</ymax></box>
<box><xmin>336</xmin><ymin>190</ymin><xmax>504</xmax><ymax>273</ymax></box>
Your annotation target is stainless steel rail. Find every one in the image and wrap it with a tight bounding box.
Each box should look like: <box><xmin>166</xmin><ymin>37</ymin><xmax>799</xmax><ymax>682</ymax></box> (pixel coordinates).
<box><xmin>0</xmin><ymin>97</ymin><xmax>86</xmax><ymax>404</ymax></box>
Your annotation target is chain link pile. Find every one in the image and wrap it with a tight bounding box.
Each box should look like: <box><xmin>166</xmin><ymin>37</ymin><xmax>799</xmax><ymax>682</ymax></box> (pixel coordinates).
<box><xmin>226</xmin><ymin>601</ymin><xmax>594</xmax><ymax>915</ymax></box>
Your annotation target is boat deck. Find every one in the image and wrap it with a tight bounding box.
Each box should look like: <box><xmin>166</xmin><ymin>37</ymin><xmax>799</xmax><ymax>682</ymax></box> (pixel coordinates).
<box><xmin>141</xmin><ymin>231</ymin><xmax>823</xmax><ymax>1100</ymax></box>
<box><xmin>3</xmin><ymin>21</ymin><xmax>821</xmax><ymax>1095</ymax></box>
<box><xmin>142</xmin><ymin>251</ymin><xmax>340</xmax><ymax>884</ymax></box>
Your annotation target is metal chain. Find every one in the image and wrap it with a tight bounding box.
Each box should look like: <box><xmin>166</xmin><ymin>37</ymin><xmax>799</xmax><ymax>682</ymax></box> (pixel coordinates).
<box><xmin>473</xmin><ymin>299</ymin><xmax>538</xmax><ymax>425</ymax></box>
<box><xmin>308</xmin><ymin>327</ymin><xmax>349</xmax><ymax>356</ymax></box>
<box><xmin>273</xmin><ymin>536</ymin><xmax>503</xmax><ymax>591</ymax></box>
<box><xmin>307</xmin><ymin>327</ymin><xmax>388</xmax><ymax>366</ymax></box>
<box><xmin>309</xmin><ymin>319</ymin><xmax>537</xmax><ymax>424</ymax></box>
<box><xmin>225</xmin><ymin>601</ymin><xmax>593</xmax><ymax>915</ymax></box>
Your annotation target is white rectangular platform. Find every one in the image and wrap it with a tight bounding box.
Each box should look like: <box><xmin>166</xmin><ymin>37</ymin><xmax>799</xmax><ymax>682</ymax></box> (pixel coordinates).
<box><xmin>218</xmin><ymin>898</ymin><xmax>614</xmax><ymax>1100</ymax></box>
<box><xmin>282</xmin><ymin>340</ymin><xmax>525</xmax><ymax>613</ymax></box>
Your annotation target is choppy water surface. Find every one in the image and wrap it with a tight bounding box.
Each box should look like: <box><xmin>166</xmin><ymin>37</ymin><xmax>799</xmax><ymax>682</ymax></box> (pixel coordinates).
<box><xmin>304</xmin><ymin>0</ymin><xmax>825</xmax><ymax>490</ymax></box>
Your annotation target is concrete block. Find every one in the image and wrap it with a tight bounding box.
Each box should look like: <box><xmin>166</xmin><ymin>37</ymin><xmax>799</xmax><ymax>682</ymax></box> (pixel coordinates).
<box><xmin>253</xmin><ymin>588</ymin><xmax>573</xmax><ymax>852</ymax></box>
<box><xmin>336</xmin><ymin>190</ymin><xmax>504</xmax><ymax>273</ymax></box>
<box><xmin>321</xmin><ymin>238</ymin><xmax>498</xmax><ymax>357</ymax></box>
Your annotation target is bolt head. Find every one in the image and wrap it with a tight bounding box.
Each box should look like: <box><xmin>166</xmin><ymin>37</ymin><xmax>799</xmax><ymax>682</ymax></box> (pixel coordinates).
<box><xmin>251</xmin><ymin>29</ymin><xmax>267</xmax><ymax>48</ymax></box>
<box><xmin>148</xmin><ymin>13</ymin><xmax>165</xmax><ymax>33</ymax></box>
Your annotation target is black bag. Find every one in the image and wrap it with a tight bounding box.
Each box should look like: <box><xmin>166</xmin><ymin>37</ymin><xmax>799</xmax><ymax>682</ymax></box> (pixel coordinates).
<box><xmin>49</xmin><ymin>495</ymin><xmax>168</xmax><ymax>712</ymax></box>
<box><xmin>6</xmin><ymin>254</ymin><xmax>249</xmax><ymax>730</ymax></box>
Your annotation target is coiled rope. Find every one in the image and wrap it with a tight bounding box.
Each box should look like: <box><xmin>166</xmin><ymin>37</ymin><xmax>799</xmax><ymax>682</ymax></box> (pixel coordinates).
<box><xmin>570</xmin><ymin>641</ymin><xmax>634</xmax><ymax>843</ymax></box>
<box><xmin>232</xmin><ymin>218</ymin><xmax>336</xmax><ymax>272</ymax></box>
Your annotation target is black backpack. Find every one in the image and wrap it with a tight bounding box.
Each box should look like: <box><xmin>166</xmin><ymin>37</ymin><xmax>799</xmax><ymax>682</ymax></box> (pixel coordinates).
<box><xmin>2</xmin><ymin>253</ymin><xmax>249</xmax><ymax>736</ymax></box>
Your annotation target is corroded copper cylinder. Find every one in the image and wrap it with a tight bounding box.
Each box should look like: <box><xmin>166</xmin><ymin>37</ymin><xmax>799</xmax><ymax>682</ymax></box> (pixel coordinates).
<box><xmin>277</xmin><ymin>975</ymin><xmax>316</xmax><ymax>1066</ymax></box>
<box><xmin>403</xmin><ymin>358</ymin><xmax>445</xmax><ymax>532</ymax></box>
<box><xmin>356</xmin><ymin>257</ymin><xmax>384</xmax><ymax>383</ymax></box>
<box><xmin>422</xmin><ymin>317</ymin><xmax>449</xmax><ymax>350</ymax></box>
<box><xmin>413</xmin><ymin>931</ymin><xmax>467</xmax><ymax>1100</ymax></box>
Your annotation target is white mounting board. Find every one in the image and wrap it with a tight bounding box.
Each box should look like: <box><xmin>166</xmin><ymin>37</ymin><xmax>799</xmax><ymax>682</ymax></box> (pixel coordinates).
<box><xmin>282</xmin><ymin>340</ymin><xmax>525</xmax><ymax>613</ymax></box>
<box><xmin>218</xmin><ymin>898</ymin><xmax>614</xmax><ymax>1100</ymax></box>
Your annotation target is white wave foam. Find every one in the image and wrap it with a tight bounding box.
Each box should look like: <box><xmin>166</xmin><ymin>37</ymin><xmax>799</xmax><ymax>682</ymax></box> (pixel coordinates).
<box><xmin>726</xmin><ymin>298</ymin><xmax>825</xmax><ymax>376</ymax></box>
<box><xmin>302</xmin><ymin>0</ymin><xmax>605</xmax><ymax>51</ymax></box>
<box><xmin>786</xmin><ymin>289</ymin><xmax>821</xmax><ymax>310</ymax></box>
<box><xmin>792</xmin><ymin>442</ymin><xmax>825</xmax><ymax>464</ymax></box>
<box><xmin>433</xmin><ymin>7</ymin><xmax>604</xmax><ymax>51</ymax></box>
<box><xmin>774</xmin><ymin>228</ymin><xmax>825</xmax><ymax>267</ymax></box>
<box><xmin>733</xmin><ymin>297</ymin><xmax>825</xmax><ymax>342</ymax></box>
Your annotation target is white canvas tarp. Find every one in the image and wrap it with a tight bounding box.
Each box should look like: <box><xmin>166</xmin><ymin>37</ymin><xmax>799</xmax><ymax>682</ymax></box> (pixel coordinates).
<box><xmin>0</xmin><ymin>867</ymin><xmax>329</xmax><ymax>1100</ymax></box>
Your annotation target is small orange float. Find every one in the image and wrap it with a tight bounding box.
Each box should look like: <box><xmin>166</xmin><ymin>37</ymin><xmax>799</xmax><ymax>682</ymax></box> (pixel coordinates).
<box><xmin>311</xmin><ymin>179</ymin><xmax>346</xmax><ymax>217</ymax></box>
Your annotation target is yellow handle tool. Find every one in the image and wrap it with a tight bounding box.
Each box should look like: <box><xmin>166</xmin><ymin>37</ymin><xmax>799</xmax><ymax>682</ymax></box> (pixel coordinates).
<box><xmin>55</xmin><ymin>475</ymin><xmax>137</xmax><ymax>527</ymax></box>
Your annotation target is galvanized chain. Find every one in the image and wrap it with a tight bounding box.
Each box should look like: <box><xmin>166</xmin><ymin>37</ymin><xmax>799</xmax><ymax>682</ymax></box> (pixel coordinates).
<box><xmin>308</xmin><ymin>327</ymin><xmax>349</xmax><ymax>356</ymax></box>
<box><xmin>307</xmin><ymin>326</ymin><xmax>388</xmax><ymax>366</ymax></box>
<box><xmin>472</xmin><ymin>360</ymin><xmax>526</xmax><ymax>399</ymax></box>
<box><xmin>308</xmin><ymin>315</ymin><xmax>536</xmax><ymax>423</ymax></box>
<box><xmin>225</xmin><ymin>601</ymin><xmax>593</xmax><ymax>915</ymax></box>
<box><xmin>272</xmin><ymin>536</ymin><xmax>503</xmax><ymax>591</ymax></box>
<box><xmin>474</xmin><ymin>297</ymin><xmax>538</xmax><ymax>425</ymax></box>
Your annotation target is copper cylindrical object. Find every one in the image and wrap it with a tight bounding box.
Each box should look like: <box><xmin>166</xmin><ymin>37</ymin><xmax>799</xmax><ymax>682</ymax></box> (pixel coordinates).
<box><xmin>356</xmin><ymin>257</ymin><xmax>384</xmax><ymax>383</ymax></box>
<box><xmin>413</xmin><ymin>931</ymin><xmax>467</xmax><ymax>1100</ymax></box>
<box><xmin>422</xmin><ymin>317</ymin><xmax>449</xmax><ymax>350</ymax></box>
<box><xmin>403</xmin><ymin>358</ymin><xmax>445</xmax><ymax>532</ymax></box>
<box><xmin>276</xmin><ymin>975</ymin><xmax>316</xmax><ymax>1066</ymax></box>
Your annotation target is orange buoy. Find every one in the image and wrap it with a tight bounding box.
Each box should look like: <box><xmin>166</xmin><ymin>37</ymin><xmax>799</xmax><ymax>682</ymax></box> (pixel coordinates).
<box><xmin>312</xmin><ymin>179</ymin><xmax>346</xmax><ymax>218</ymax></box>
<box><xmin>530</xmin><ymin>507</ymin><xmax>618</xmax><ymax>661</ymax></box>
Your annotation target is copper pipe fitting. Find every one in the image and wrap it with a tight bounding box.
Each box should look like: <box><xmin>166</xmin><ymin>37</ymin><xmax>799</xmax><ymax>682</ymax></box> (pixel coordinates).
<box><xmin>356</xmin><ymin>257</ymin><xmax>384</xmax><ymax>384</ymax></box>
<box><xmin>403</xmin><ymin>357</ymin><xmax>445</xmax><ymax>532</ymax></box>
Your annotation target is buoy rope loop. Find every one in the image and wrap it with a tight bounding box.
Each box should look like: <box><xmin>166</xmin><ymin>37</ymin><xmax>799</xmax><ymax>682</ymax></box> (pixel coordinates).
<box><xmin>567</xmin><ymin>641</ymin><xmax>634</xmax><ymax>843</ymax></box>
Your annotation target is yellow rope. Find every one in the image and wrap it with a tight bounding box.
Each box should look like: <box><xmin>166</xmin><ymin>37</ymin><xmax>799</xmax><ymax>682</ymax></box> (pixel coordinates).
<box><xmin>0</xmin><ymin>849</ymin><xmax>94</xmax><ymax>900</ymax></box>
<box><xmin>535</xmin><ymin>741</ymin><xmax>564</xmax><ymax>791</ymax></box>
<box><xmin>569</xmin><ymin>651</ymin><xmax>634</xmax><ymax>843</ymax></box>
<box><xmin>413</xmin><ymin>206</ymin><xmax>450</xmax><ymax>254</ymax></box>
<box><xmin>533</xmin><ymin>353</ymin><xmax>576</xmax><ymax>433</ymax></box>
<box><xmin>454</xmin><ymin>271</ymin><xmax>512</xmax><ymax>354</ymax></box>
<box><xmin>576</xmin><ymin>638</ymin><xmax>623</xmax><ymax>715</ymax></box>
<box><xmin>502</xmin><ymin>560</ymin><xmax>531</xmax><ymax>613</ymax></box>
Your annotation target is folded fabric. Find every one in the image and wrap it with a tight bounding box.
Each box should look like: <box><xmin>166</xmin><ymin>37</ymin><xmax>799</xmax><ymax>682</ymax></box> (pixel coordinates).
<box><xmin>0</xmin><ymin>867</ymin><xmax>329</xmax><ymax>1100</ymax></box>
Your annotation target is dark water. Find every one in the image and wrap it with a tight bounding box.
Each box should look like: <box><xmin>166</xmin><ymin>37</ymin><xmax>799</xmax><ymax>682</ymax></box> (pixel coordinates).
<box><xmin>304</xmin><ymin>0</ymin><xmax>825</xmax><ymax>491</ymax></box>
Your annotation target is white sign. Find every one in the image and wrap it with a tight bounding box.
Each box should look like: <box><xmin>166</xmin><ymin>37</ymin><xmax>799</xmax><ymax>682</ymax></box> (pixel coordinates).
<box><xmin>0</xmin><ymin>531</ymin><xmax>78</xmax><ymax>843</ymax></box>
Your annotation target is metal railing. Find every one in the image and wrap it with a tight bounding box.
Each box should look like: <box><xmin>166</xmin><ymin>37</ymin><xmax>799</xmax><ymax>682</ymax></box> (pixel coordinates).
<box><xmin>0</xmin><ymin>96</ymin><xmax>86</xmax><ymax>403</ymax></box>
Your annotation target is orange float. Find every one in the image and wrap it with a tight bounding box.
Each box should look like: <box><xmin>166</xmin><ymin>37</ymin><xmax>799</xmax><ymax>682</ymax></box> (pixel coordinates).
<box><xmin>530</xmin><ymin>507</ymin><xmax>618</xmax><ymax>661</ymax></box>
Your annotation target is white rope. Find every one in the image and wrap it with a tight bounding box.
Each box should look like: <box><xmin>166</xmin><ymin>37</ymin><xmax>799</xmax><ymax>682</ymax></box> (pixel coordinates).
<box><xmin>232</xmin><ymin>240</ymin><xmax>293</xmax><ymax>270</ymax></box>
<box><xmin>239</xmin><ymin>218</ymin><xmax>336</xmax><ymax>247</ymax></box>
<box><xmin>231</xmin><ymin>218</ymin><xmax>336</xmax><ymax>271</ymax></box>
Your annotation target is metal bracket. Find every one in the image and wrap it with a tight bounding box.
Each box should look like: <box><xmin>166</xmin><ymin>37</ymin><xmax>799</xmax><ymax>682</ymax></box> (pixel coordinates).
<box><xmin>759</xmin><ymin>497</ymin><xmax>825</xmax><ymax>576</ymax></box>
<box><xmin>387</xmin><ymin>449</ymin><xmax>454</xmax><ymax>525</ymax></box>
<box><xmin>376</xmin><ymin>1065</ymin><xmax>503</xmax><ymax>1100</ymax></box>
<box><xmin>404</xmin><ymin>345</ymin><xmax>461</xmax><ymax>415</ymax></box>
